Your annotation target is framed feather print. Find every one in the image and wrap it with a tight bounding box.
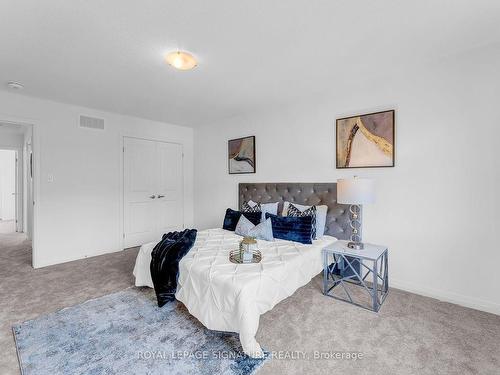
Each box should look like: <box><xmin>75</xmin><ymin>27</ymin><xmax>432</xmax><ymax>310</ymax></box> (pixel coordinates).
<box><xmin>336</xmin><ymin>110</ymin><xmax>395</xmax><ymax>168</ymax></box>
<box><xmin>228</xmin><ymin>136</ymin><xmax>256</xmax><ymax>174</ymax></box>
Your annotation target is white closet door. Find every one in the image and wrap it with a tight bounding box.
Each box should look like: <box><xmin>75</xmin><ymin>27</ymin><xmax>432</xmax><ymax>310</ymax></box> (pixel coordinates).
<box><xmin>156</xmin><ymin>142</ymin><xmax>184</xmax><ymax>236</ymax></box>
<box><xmin>123</xmin><ymin>137</ymin><xmax>158</xmax><ymax>248</ymax></box>
<box><xmin>123</xmin><ymin>137</ymin><xmax>184</xmax><ymax>248</ymax></box>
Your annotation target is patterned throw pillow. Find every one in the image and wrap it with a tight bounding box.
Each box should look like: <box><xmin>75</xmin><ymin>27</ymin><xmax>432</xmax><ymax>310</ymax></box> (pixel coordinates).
<box><xmin>287</xmin><ymin>203</ymin><xmax>317</xmax><ymax>240</ymax></box>
<box><xmin>235</xmin><ymin>215</ymin><xmax>256</xmax><ymax>237</ymax></box>
<box><xmin>248</xmin><ymin>218</ymin><xmax>274</xmax><ymax>241</ymax></box>
<box><xmin>241</xmin><ymin>201</ymin><xmax>261</xmax><ymax>213</ymax></box>
<box><xmin>235</xmin><ymin>215</ymin><xmax>274</xmax><ymax>241</ymax></box>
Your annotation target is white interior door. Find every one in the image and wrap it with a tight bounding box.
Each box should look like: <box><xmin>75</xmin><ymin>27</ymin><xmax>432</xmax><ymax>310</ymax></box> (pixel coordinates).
<box><xmin>156</xmin><ymin>142</ymin><xmax>184</xmax><ymax>235</ymax></box>
<box><xmin>123</xmin><ymin>137</ymin><xmax>184</xmax><ymax>248</ymax></box>
<box><xmin>124</xmin><ymin>138</ymin><xmax>158</xmax><ymax>247</ymax></box>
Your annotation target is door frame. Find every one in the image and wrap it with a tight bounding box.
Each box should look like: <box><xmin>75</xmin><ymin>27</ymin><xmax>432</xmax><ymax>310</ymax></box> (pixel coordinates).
<box><xmin>120</xmin><ymin>136</ymin><xmax>184</xmax><ymax>250</ymax></box>
<box><xmin>0</xmin><ymin>116</ymin><xmax>39</xmax><ymax>268</ymax></box>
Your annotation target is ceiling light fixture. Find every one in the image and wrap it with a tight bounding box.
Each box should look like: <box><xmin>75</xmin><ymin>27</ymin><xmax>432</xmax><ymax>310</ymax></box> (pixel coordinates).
<box><xmin>7</xmin><ymin>81</ymin><xmax>24</xmax><ymax>90</ymax></box>
<box><xmin>165</xmin><ymin>51</ymin><xmax>197</xmax><ymax>71</ymax></box>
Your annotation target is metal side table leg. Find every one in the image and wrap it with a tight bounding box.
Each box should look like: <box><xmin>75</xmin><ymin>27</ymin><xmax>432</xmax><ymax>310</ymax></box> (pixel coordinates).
<box><xmin>372</xmin><ymin>259</ymin><xmax>379</xmax><ymax>312</ymax></box>
<box><xmin>384</xmin><ymin>251</ymin><xmax>389</xmax><ymax>293</ymax></box>
<box><xmin>323</xmin><ymin>250</ymin><xmax>327</xmax><ymax>295</ymax></box>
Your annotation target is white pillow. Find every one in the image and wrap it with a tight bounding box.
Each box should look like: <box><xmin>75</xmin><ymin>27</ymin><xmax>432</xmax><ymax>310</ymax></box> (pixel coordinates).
<box><xmin>248</xmin><ymin>200</ymin><xmax>279</xmax><ymax>222</ymax></box>
<box><xmin>282</xmin><ymin>201</ymin><xmax>328</xmax><ymax>238</ymax></box>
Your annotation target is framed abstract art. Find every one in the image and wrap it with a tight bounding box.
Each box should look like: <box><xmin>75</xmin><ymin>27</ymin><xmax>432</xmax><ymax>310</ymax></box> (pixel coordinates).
<box><xmin>228</xmin><ymin>136</ymin><xmax>256</xmax><ymax>174</ymax></box>
<box><xmin>336</xmin><ymin>110</ymin><xmax>395</xmax><ymax>168</ymax></box>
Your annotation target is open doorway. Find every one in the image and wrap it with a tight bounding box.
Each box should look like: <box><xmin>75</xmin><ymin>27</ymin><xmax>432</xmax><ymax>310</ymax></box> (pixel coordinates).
<box><xmin>0</xmin><ymin>149</ymin><xmax>17</xmax><ymax>233</ymax></box>
<box><xmin>0</xmin><ymin>121</ymin><xmax>35</xmax><ymax>266</ymax></box>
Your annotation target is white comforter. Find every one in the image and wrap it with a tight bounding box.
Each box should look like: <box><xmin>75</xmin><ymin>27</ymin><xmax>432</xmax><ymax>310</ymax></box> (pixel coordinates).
<box><xmin>133</xmin><ymin>228</ymin><xmax>338</xmax><ymax>357</ymax></box>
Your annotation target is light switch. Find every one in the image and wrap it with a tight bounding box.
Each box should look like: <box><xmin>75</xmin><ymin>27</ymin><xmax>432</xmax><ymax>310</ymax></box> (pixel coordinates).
<box><xmin>48</xmin><ymin>174</ymin><xmax>54</xmax><ymax>183</ymax></box>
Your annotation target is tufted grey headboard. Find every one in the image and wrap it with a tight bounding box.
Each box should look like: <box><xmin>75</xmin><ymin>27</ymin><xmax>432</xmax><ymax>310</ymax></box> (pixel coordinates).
<box><xmin>238</xmin><ymin>183</ymin><xmax>353</xmax><ymax>240</ymax></box>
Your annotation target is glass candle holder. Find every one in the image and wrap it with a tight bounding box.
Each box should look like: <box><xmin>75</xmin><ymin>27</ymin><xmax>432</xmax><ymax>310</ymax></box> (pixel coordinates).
<box><xmin>239</xmin><ymin>237</ymin><xmax>257</xmax><ymax>263</ymax></box>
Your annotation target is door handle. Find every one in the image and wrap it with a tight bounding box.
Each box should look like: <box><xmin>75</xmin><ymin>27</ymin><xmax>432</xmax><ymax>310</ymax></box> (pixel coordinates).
<box><xmin>149</xmin><ymin>195</ymin><xmax>156</xmax><ymax>199</ymax></box>
<box><xmin>157</xmin><ymin>195</ymin><xmax>165</xmax><ymax>198</ymax></box>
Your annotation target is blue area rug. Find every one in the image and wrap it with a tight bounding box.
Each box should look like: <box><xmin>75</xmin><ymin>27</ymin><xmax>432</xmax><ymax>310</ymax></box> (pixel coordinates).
<box><xmin>12</xmin><ymin>288</ymin><xmax>269</xmax><ymax>375</ymax></box>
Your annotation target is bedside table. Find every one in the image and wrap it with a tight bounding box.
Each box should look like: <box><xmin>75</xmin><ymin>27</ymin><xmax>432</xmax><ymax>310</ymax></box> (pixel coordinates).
<box><xmin>323</xmin><ymin>241</ymin><xmax>389</xmax><ymax>312</ymax></box>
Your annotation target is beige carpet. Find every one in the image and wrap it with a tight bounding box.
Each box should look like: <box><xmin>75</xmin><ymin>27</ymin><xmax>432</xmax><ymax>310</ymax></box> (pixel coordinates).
<box><xmin>1</xmin><ymin>232</ymin><xmax>499</xmax><ymax>374</ymax></box>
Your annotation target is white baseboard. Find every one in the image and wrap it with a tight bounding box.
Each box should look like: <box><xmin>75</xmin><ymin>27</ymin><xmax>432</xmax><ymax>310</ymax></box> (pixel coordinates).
<box><xmin>391</xmin><ymin>278</ymin><xmax>500</xmax><ymax>316</ymax></box>
<box><xmin>33</xmin><ymin>247</ymin><xmax>124</xmax><ymax>269</ymax></box>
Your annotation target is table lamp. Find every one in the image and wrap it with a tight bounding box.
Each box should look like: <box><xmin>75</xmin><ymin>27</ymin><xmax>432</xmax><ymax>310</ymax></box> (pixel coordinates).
<box><xmin>337</xmin><ymin>177</ymin><xmax>375</xmax><ymax>250</ymax></box>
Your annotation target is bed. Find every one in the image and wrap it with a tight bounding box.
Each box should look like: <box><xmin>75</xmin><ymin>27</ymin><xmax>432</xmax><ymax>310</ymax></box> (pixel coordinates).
<box><xmin>133</xmin><ymin>183</ymin><xmax>352</xmax><ymax>357</ymax></box>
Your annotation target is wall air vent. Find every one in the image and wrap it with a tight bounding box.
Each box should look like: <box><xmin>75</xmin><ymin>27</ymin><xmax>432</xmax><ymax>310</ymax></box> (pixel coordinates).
<box><xmin>79</xmin><ymin>115</ymin><xmax>105</xmax><ymax>130</ymax></box>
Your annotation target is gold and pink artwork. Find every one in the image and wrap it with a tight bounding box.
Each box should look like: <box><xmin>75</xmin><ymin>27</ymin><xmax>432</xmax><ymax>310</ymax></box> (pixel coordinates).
<box><xmin>336</xmin><ymin>110</ymin><xmax>395</xmax><ymax>168</ymax></box>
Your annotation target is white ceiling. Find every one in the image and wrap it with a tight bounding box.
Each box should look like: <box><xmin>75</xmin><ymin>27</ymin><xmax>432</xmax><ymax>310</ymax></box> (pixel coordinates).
<box><xmin>0</xmin><ymin>0</ymin><xmax>499</xmax><ymax>127</ymax></box>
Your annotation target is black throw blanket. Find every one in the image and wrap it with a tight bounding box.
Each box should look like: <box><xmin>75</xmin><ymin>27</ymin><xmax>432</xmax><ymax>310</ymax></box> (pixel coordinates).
<box><xmin>150</xmin><ymin>229</ymin><xmax>197</xmax><ymax>307</ymax></box>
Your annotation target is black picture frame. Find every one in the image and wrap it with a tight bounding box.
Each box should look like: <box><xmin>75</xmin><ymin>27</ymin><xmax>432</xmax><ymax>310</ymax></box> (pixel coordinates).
<box><xmin>228</xmin><ymin>136</ymin><xmax>256</xmax><ymax>174</ymax></box>
<box><xmin>336</xmin><ymin>109</ymin><xmax>395</xmax><ymax>169</ymax></box>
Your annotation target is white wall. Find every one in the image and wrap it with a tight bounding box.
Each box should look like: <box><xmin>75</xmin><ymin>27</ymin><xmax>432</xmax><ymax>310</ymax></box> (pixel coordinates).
<box><xmin>0</xmin><ymin>91</ymin><xmax>194</xmax><ymax>268</ymax></box>
<box><xmin>0</xmin><ymin>150</ymin><xmax>17</xmax><ymax>221</ymax></box>
<box><xmin>194</xmin><ymin>44</ymin><xmax>500</xmax><ymax>315</ymax></box>
<box><xmin>0</xmin><ymin>132</ymin><xmax>23</xmax><ymax>149</ymax></box>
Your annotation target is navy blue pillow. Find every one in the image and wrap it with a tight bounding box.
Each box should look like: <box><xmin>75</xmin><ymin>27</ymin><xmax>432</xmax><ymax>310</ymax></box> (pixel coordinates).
<box><xmin>265</xmin><ymin>213</ymin><xmax>314</xmax><ymax>244</ymax></box>
<box><xmin>223</xmin><ymin>208</ymin><xmax>261</xmax><ymax>231</ymax></box>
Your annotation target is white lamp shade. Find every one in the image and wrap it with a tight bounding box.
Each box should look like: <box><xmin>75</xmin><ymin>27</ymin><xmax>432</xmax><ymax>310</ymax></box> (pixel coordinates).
<box><xmin>337</xmin><ymin>178</ymin><xmax>375</xmax><ymax>205</ymax></box>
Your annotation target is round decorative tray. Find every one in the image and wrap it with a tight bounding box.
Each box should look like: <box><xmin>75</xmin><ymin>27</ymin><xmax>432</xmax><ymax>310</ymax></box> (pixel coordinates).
<box><xmin>229</xmin><ymin>249</ymin><xmax>262</xmax><ymax>264</ymax></box>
